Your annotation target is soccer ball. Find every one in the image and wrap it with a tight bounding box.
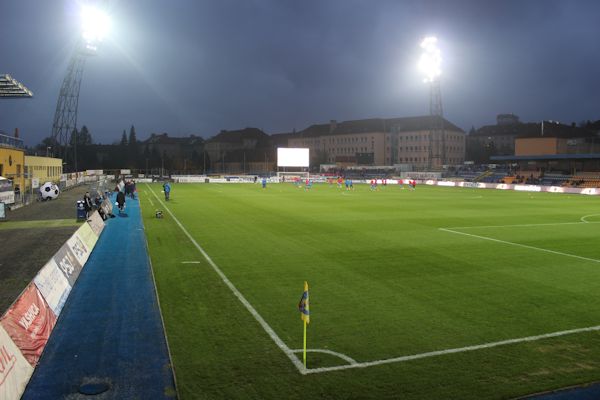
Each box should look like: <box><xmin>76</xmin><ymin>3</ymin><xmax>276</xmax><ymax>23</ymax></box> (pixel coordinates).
<box><xmin>40</xmin><ymin>182</ymin><xmax>60</xmax><ymax>200</ymax></box>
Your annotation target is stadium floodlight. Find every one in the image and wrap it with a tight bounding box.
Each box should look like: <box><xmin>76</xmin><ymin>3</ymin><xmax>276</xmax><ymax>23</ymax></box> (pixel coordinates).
<box><xmin>0</xmin><ymin>74</ymin><xmax>33</xmax><ymax>98</ymax></box>
<box><xmin>51</xmin><ymin>3</ymin><xmax>111</xmax><ymax>171</ymax></box>
<box><xmin>81</xmin><ymin>4</ymin><xmax>111</xmax><ymax>45</ymax></box>
<box><xmin>418</xmin><ymin>36</ymin><xmax>442</xmax><ymax>83</ymax></box>
<box><xmin>418</xmin><ymin>36</ymin><xmax>445</xmax><ymax>168</ymax></box>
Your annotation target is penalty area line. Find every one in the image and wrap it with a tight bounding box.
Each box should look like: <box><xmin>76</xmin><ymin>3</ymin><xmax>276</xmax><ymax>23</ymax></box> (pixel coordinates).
<box><xmin>444</xmin><ymin>221</ymin><xmax>600</xmax><ymax>230</ymax></box>
<box><xmin>145</xmin><ymin>184</ymin><xmax>306</xmax><ymax>374</ymax></box>
<box><xmin>439</xmin><ymin>228</ymin><xmax>600</xmax><ymax>264</ymax></box>
<box><xmin>304</xmin><ymin>324</ymin><xmax>600</xmax><ymax>374</ymax></box>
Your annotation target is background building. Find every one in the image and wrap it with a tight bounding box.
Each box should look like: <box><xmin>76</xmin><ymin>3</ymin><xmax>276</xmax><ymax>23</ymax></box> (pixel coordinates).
<box><xmin>288</xmin><ymin>115</ymin><xmax>465</xmax><ymax>169</ymax></box>
<box><xmin>204</xmin><ymin>128</ymin><xmax>274</xmax><ymax>173</ymax></box>
<box><xmin>0</xmin><ymin>130</ymin><xmax>25</xmax><ymax>193</ymax></box>
<box><xmin>24</xmin><ymin>155</ymin><xmax>63</xmax><ymax>186</ymax></box>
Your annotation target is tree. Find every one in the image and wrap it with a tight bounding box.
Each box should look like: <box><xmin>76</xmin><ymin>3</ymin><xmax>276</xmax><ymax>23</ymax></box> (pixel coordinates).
<box><xmin>128</xmin><ymin>125</ymin><xmax>137</xmax><ymax>146</ymax></box>
<box><xmin>120</xmin><ymin>130</ymin><xmax>128</xmax><ymax>146</ymax></box>
<box><xmin>79</xmin><ymin>125</ymin><xmax>93</xmax><ymax>145</ymax></box>
<box><xmin>69</xmin><ymin>125</ymin><xmax>93</xmax><ymax>146</ymax></box>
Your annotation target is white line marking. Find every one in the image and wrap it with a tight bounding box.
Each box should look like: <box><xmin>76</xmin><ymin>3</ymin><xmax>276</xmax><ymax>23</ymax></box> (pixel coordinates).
<box><xmin>148</xmin><ymin>197</ymin><xmax>154</xmax><ymax>207</ymax></box>
<box><xmin>439</xmin><ymin>228</ymin><xmax>600</xmax><ymax>264</ymax></box>
<box><xmin>145</xmin><ymin>186</ymin><xmax>600</xmax><ymax>375</ymax></box>
<box><xmin>145</xmin><ymin>184</ymin><xmax>306</xmax><ymax>374</ymax></box>
<box><xmin>444</xmin><ymin>221</ymin><xmax>600</xmax><ymax>230</ymax></box>
<box><xmin>581</xmin><ymin>214</ymin><xmax>600</xmax><ymax>223</ymax></box>
<box><xmin>291</xmin><ymin>349</ymin><xmax>357</xmax><ymax>365</ymax></box>
<box><xmin>181</xmin><ymin>261</ymin><xmax>201</xmax><ymax>264</ymax></box>
<box><xmin>303</xmin><ymin>324</ymin><xmax>600</xmax><ymax>374</ymax></box>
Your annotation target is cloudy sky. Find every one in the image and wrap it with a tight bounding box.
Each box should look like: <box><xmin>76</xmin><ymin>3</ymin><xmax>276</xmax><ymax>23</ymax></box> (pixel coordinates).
<box><xmin>1</xmin><ymin>0</ymin><xmax>600</xmax><ymax>146</ymax></box>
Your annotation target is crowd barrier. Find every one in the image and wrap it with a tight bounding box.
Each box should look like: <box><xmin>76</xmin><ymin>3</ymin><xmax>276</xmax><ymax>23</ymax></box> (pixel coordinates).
<box><xmin>0</xmin><ymin>198</ymin><xmax>112</xmax><ymax>400</ymax></box>
<box><xmin>422</xmin><ymin>180</ymin><xmax>599</xmax><ymax>195</ymax></box>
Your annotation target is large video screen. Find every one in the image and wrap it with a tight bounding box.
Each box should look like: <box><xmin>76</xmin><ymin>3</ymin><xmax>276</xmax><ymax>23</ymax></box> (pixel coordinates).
<box><xmin>277</xmin><ymin>148</ymin><xmax>309</xmax><ymax>167</ymax></box>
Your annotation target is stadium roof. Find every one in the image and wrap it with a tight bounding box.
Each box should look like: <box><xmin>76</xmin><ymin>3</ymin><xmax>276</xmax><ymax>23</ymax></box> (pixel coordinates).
<box><xmin>491</xmin><ymin>153</ymin><xmax>600</xmax><ymax>161</ymax></box>
<box><xmin>0</xmin><ymin>74</ymin><xmax>33</xmax><ymax>98</ymax></box>
<box><xmin>296</xmin><ymin>115</ymin><xmax>464</xmax><ymax>138</ymax></box>
<box><xmin>205</xmin><ymin>127</ymin><xmax>269</xmax><ymax>144</ymax></box>
<box><xmin>471</xmin><ymin>121</ymin><xmax>597</xmax><ymax>139</ymax></box>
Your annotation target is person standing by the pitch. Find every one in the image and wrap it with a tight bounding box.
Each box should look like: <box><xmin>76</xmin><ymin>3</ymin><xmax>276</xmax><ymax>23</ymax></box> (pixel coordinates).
<box><xmin>163</xmin><ymin>182</ymin><xmax>171</xmax><ymax>201</ymax></box>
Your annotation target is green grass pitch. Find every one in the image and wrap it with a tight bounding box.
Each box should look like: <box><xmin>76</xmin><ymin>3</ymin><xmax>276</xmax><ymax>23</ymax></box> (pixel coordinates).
<box><xmin>140</xmin><ymin>182</ymin><xmax>600</xmax><ymax>399</ymax></box>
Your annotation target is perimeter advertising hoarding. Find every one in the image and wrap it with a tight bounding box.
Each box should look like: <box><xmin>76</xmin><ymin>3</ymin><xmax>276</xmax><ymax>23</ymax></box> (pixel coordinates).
<box><xmin>33</xmin><ymin>260</ymin><xmax>72</xmax><ymax>317</ymax></box>
<box><xmin>0</xmin><ymin>191</ymin><xmax>14</xmax><ymax>205</ymax></box>
<box><xmin>0</xmin><ymin>325</ymin><xmax>34</xmax><ymax>400</ymax></box>
<box><xmin>277</xmin><ymin>148</ymin><xmax>309</xmax><ymax>167</ymax></box>
<box><xmin>53</xmin><ymin>244</ymin><xmax>83</xmax><ymax>287</ymax></box>
<box><xmin>87</xmin><ymin>211</ymin><xmax>105</xmax><ymax>236</ymax></box>
<box><xmin>72</xmin><ymin>223</ymin><xmax>98</xmax><ymax>257</ymax></box>
<box><xmin>0</xmin><ymin>284</ymin><xmax>57</xmax><ymax>367</ymax></box>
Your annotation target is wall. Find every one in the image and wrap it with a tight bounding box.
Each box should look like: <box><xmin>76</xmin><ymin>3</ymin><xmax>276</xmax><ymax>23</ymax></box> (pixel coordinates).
<box><xmin>515</xmin><ymin>138</ymin><xmax>558</xmax><ymax>156</ymax></box>
<box><xmin>24</xmin><ymin>156</ymin><xmax>63</xmax><ymax>188</ymax></box>
<box><xmin>0</xmin><ymin>147</ymin><xmax>25</xmax><ymax>193</ymax></box>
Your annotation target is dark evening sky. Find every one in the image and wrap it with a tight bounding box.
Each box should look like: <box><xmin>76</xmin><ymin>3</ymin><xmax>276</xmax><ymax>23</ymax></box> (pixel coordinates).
<box><xmin>1</xmin><ymin>0</ymin><xmax>600</xmax><ymax>146</ymax></box>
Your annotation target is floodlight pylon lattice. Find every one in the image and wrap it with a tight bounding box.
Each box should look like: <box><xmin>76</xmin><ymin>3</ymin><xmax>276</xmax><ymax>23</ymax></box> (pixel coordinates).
<box><xmin>428</xmin><ymin>79</ymin><xmax>446</xmax><ymax>169</ymax></box>
<box><xmin>51</xmin><ymin>46</ymin><xmax>89</xmax><ymax>170</ymax></box>
<box><xmin>419</xmin><ymin>36</ymin><xmax>446</xmax><ymax>169</ymax></box>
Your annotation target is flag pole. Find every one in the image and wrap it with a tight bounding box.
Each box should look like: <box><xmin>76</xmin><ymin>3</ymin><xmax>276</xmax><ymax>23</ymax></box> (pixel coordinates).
<box><xmin>303</xmin><ymin>318</ymin><xmax>307</xmax><ymax>368</ymax></box>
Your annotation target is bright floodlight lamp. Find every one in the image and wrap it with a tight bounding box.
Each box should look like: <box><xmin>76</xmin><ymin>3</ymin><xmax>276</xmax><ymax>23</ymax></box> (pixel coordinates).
<box><xmin>81</xmin><ymin>5</ymin><xmax>111</xmax><ymax>45</ymax></box>
<box><xmin>418</xmin><ymin>36</ymin><xmax>442</xmax><ymax>83</ymax></box>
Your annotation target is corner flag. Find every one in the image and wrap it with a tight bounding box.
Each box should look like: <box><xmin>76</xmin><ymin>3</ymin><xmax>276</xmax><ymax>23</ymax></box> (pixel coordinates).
<box><xmin>298</xmin><ymin>281</ymin><xmax>310</xmax><ymax>324</ymax></box>
<box><xmin>298</xmin><ymin>281</ymin><xmax>310</xmax><ymax>368</ymax></box>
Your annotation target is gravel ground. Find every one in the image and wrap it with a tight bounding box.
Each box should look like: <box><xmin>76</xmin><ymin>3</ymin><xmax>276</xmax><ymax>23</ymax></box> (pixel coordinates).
<box><xmin>0</xmin><ymin>184</ymin><xmax>102</xmax><ymax>312</ymax></box>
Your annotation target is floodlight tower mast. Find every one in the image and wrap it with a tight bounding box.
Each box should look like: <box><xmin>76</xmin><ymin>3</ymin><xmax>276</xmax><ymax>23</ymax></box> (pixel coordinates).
<box><xmin>51</xmin><ymin>46</ymin><xmax>90</xmax><ymax>170</ymax></box>
<box><xmin>419</xmin><ymin>37</ymin><xmax>446</xmax><ymax>169</ymax></box>
<box><xmin>51</xmin><ymin>3</ymin><xmax>110</xmax><ymax>171</ymax></box>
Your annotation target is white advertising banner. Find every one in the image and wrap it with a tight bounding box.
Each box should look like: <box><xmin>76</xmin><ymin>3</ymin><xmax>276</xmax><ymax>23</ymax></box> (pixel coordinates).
<box><xmin>67</xmin><ymin>232</ymin><xmax>92</xmax><ymax>267</ymax></box>
<box><xmin>437</xmin><ymin>181</ymin><xmax>457</xmax><ymax>187</ymax></box>
<box><xmin>75</xmin><ymin>222</ymin><xmax>98</xmax><ymax>251</ymax></box>
<box><xmin>0</xmin><ymin>191</ymin><xmax>15</xmax><ymax>204</ymax></box>
<box><xmin>0</xmin><ymin>325</ymin><xmax>34</xmax><ymax>400</ymax></box>
<box><xmin>514</xmin><ymin>185</ymin><xmax>542</xmax><ymax>192</ymax></box>
<box><xmin>33</xmin><ymin>260</ymin><xmax>72</xmax><ymax>317</ymax></box>
<box><xmin>87</xmin><ymin>211</ymin><xmax>105</xmax><ymax>237</ymax></box>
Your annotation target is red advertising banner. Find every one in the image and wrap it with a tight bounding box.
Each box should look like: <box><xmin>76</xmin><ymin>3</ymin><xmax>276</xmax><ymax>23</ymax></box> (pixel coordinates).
<box><xmin>0</xmin><ymin>326</ymin><xmax>34</xmax><ymax>400</ymax></box>
<box><xmin>0</xmin><ymin>284</ymin><xmax>57</xmax><ymax>366</ymax></box>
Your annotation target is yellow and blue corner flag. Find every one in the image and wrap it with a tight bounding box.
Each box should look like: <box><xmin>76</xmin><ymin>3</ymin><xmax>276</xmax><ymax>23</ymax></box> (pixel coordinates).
<box><xmin>298</xmin><ymin>281</ymin><xmax>310</xmax><ymax>324</ymax></box>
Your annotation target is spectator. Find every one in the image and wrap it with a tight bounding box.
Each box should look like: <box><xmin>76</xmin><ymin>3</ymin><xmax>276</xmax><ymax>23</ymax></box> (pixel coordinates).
<box><xmin>116</xmin><ymin>190</ymin><xmax>126</xmax><ymax>213</ymax></box>
<box><xmin>83</xmin><ymin>192</ymin><xmax>93</xmax><ymax>218</ymax></box>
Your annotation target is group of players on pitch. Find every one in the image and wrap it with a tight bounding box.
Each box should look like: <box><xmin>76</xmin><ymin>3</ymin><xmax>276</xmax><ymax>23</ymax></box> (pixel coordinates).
<box><xmin>261</xmin><ymin>176</ymin><xmax>416</xmax><ymax>191</ymax></box>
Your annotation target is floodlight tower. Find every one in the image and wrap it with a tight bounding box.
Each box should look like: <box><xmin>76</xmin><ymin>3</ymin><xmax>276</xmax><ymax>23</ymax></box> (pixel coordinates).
<box><xmin>51</xmin><ymin>4</ymin><xmax>110</xmax><ymax>170</ymax></box>
<box><xmin>418</xmin><ymin>36</ymin><xmax>446</xmax><ymax>169</ymax></box>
